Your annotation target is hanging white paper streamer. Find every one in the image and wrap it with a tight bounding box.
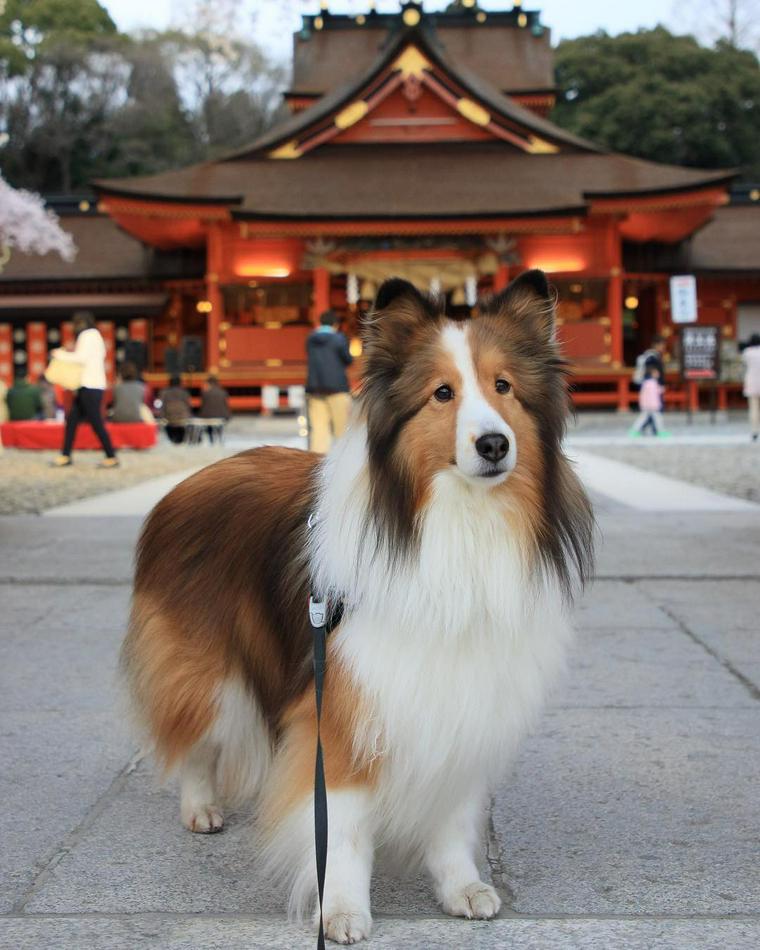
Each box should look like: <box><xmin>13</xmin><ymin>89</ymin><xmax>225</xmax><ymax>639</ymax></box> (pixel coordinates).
<box><xmin>465</xmin><ymin>275</ymin><xmax>478</xmax><ymax>307</ymax></box>
<box><xmin>346</xmin><ymin>272</ymin><xmax>360</xmax><ymax>305</ymax></box>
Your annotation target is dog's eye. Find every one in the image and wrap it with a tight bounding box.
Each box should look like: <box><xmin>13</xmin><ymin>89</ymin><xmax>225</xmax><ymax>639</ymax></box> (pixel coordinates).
<box><xmin>495</xmin><ymin>379</ymin><xmax>512</xmax><ymax>395</ymax></box>
<box><xmin>434</xmin><ymin>385</ymin><xmax>454</xmax><ymax>402</ymax></box>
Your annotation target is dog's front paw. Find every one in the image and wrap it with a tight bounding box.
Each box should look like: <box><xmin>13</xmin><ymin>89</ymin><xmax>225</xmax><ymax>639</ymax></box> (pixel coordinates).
<box><xmin>181</xmin><ymin>803</ymin><xmax>224</xmax><ymax>834</ymax></box>
<box><xmin>322</xmin><ymin>908</ymin><xmax>372</xmax><ymax>945</ymax></box>
<box><xmin>440</xmin><ymin>881</ymin><xmax>501</xmax><ymax>920</ymax></box>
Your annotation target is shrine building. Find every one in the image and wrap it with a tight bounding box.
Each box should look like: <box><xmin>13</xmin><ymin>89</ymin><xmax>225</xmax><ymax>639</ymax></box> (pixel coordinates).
<box><xmin>2</xmin><ymin>0</ymin><xmax>760</xmax><ymax>411</ymax></box>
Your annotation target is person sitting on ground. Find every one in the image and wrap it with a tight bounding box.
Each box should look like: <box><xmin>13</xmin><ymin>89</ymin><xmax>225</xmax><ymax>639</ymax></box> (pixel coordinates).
<box><xmin>159</xmin><ymin>374</ymin><xmax>192</xmax><ymax>444</ymax></box>
<box><xmin>37</xmin><ymin>374</ymin><xmax>58</xmax><ymax>419</ymax></box>
<box><xmin>305</xmin><ymin>309</ymin><xmax>353</xmax><ymax>454</ymax></box>
<box><xmin>631</xmin><ymin>366</ymin><xmax>666</xmax><ymax>438</ymax></box>
<box><xmin>0</xmin><ymin>378</ymin><xmax>8</xmax><ymax>424</ymax></box>
<box><xmin>6</xmin><ymin>367</ymin><xmax>43</xmax><ymax>421</ymax></box>
<box><xmin>110</xmin><ymin>362</ymin><xmax>147</xmax><ymax>423</ymax></box>
<box><xmin>741</xmin><ymin>332</ymin><xmax>760</xmax><ymax>442</ymax></box>
<box><xmin>199</xmin><ymin>374</ymin><xmax>230</xmax><ymax>443</ymax></box>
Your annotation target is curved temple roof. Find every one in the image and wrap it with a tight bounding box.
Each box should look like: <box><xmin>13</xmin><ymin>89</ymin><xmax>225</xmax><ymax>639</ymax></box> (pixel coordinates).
<box><xmin>95</xmin><ymin>19</ymin><xmax>734</xmax><ymax>229</ymax></box>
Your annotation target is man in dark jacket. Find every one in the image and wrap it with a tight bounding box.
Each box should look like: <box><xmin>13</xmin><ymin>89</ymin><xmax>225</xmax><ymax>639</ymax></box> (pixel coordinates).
<box><xmin>306</xmin><ymin>310</ymin><xmax>353</xmax><ymax>453</ymax></box>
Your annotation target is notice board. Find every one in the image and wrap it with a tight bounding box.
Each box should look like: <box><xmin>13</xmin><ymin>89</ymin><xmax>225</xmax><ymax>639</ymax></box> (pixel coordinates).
<box><xmin>680</xmin><ymin>325</ymin><xmax>720</xmax><ymax>380</ymax></box>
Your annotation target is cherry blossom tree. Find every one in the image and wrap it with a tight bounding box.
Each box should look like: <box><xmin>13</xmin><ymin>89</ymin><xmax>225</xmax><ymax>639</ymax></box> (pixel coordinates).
<box><xmin>0</xmin><ymin>172</ymin><xmax>76</xmax><ymax>263</ymax></box>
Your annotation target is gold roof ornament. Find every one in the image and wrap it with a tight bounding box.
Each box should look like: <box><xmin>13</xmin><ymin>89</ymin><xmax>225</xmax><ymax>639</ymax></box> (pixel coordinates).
<box><xmin>457</xmin><ymin>98</ymin><xmax>491</xmax><ymax>127</ymax></box>
<box><xmin>393</xmin><ymin>45</ymin><xmax>431</xmax><ymax>78</ymax></box>
<box><xmin>269</xmin><ymin>140</ymin><xmax>302</xmax><ymax>159</ymax></box>
<box><xmin>335</xmin><ymin>100</ymin><xmax>369</xmax><ymax>130</ymax></box>
<box><xmin>402</xmin><ymin>8</ymin><xmax>421</xmax><ymax>27</ymax></box>
<box><xmin>526</xmin><ymin>135</ymin><xmax>558</xmax><ymax>154</ymax></box>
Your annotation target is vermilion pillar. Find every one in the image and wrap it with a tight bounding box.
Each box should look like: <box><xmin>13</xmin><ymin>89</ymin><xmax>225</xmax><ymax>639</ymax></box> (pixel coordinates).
<box><xmin>26</xmin><ymin>322</ymin><xmax>48</xmax><ymax>380</ymax></box>
<box><xmin>606</xmin><ymin>220</ymin><xmax>624</xmax><ymax>370</ymax></box>
<box><xmin>129</xmin><ymin>318</ymin><xmax>148</xmax><ymax>343</ymax></box>
<box><xmin>206</xmin><ymin>224</ymin><xmax>224</xmax><ymax>372</ymax></box>
<box><xmin>312</xmin><ymin>267</ymin><xmax>330</xmax><ymax>323</ymax></box>
<box><xmin>0</xmin><ymin>325</ymin><xmax>11</xmax><ymax>387</ymax></box>
<box><xmin>61</xmin><ymin>322</ymin><xmax>75</xmax><ymax>349</ymax></box>
<box><xmin>493</xmin><ymin>263</ymin><xmax>510</xmax><ymax>293</ymax></box>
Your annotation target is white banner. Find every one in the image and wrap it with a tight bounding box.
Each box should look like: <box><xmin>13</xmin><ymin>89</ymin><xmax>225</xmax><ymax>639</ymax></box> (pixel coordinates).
<box><xmin>670</xmin><ymin>275</ymin><xmax>698</xmax><ymax>324</ymax></box>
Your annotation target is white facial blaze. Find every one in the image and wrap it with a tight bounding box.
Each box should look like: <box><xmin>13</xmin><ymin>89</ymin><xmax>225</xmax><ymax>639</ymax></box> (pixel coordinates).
<box><xmin>440</xmin><ymin>323</ymin><xmax>516</xmax><ymax>482</ymax></box>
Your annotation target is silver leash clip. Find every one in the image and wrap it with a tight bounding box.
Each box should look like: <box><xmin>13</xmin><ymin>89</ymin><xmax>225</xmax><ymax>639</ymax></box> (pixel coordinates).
<box><xmin>309</xmin><ymin>595</ymin><xmax>327</xmax><ymax>628</ymax></box>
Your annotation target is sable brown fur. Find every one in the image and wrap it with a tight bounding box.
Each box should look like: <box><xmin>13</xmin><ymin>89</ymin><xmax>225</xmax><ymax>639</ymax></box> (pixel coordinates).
<box><xmin>121</xmin><ymin>446</ymin><xmax>320</xmax><ymax>769</ymax></box>
<box><xmin>360</xmin><ymin>281</ymin><xmax>446</xmax><ymax>564</ymax></box>
<box><xmin>476</xmin><ymin>272</ymin><xmax>595</xmax><ymax>592</ymax></box>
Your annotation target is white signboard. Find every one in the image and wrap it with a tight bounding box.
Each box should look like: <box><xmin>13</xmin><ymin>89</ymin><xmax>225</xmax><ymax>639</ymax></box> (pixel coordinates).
<box><xmin>287</xmin><ymin>385</ymin><xmax>305</xmax><ymax>410</ymax></box>
<box><xmin>670</xmin><ymin>275</ymin><xmax>698</xmax><ymax>324</ymax></box>
<box><xmin>261</xmin><ymin>385</ymin><xmax>280</xmax><ymax>411</ymax></box>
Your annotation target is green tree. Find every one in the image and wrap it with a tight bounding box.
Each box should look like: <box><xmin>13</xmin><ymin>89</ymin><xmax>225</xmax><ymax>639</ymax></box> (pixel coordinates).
<box><xmin>94</xmin><ymin>35</ymin><xmax>199</xmax><ymax>181</ymax></box>
<box><xmin>1</xmin><ymin>39</ymin><xmax>126</xmax><ymax>192</ymax></box>
<box><xmin>0</xmin><ymin>0</ymin><xmax>117</xmax><ymax>75</ymax></box>
<box><xmin>0</xmin><ymin>0</ymin><xmax>122</xmax><ymax>190</ymax></box>
<box><xmin>552</xmin><ymin>28</ymin><xmax>760</xmax><ymax>175</ymax></box>
<box><xmin>158</xmin><ymin>28</ymin><xmax>287</xmax><ymax>155</ymax></box>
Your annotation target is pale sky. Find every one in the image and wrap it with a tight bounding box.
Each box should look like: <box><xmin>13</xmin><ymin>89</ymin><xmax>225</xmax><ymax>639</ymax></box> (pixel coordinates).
<box><xmin>104</xmin><ymin>0</ymin><xmax>693</xmax><ymax>60</ymax></box>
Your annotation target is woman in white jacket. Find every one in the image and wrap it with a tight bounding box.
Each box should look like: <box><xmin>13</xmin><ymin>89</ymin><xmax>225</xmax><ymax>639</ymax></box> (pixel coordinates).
<box><xmin>51</xmin><ymin>312</ymin><xmax>118</xmax><ymax>467</ymax></box>
<box><xmin>742</xmin><ymin>334</ymin><xmax>760</xmax><ymax>442</ymax></box>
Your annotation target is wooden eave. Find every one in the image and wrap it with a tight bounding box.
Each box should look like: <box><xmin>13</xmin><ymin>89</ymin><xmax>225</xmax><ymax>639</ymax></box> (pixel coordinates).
<box><xmin>233</xmin><ymin>214</ymin><xmax>587</xmax><ymax>239</ymax></box>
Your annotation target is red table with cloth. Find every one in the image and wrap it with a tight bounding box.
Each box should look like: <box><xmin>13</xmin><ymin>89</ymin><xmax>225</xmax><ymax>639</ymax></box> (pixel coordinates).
<box><xmin>1</xmin><ymin>421</ymin><xmax>157</xmax><ymax>450</ymax></box>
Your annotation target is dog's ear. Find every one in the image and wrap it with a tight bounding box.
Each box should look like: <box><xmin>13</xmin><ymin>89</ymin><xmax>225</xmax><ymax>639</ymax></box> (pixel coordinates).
<box><xmin>372</xmin><ymin>277</ymin><xmax>429</xmax><ymax>313</ymax></box>
<box><xmin>361</xmin><ymin>278</ymin><xmax>437</xmax><ymax>363</ymax></box>
<box><xmin>485</xmin><ymin>269</ymin><xmax>556</xmax><ymax>343</ymax></box>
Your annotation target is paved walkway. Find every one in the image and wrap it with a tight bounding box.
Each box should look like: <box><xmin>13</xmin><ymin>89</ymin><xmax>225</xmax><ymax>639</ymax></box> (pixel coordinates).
<box><xmin>1</xmin><ymin>446</ymin><xmax>759</xmax><ymax>948</ymax></box>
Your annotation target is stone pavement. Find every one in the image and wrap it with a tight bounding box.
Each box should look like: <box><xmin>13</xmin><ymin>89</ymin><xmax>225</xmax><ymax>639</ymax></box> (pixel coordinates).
<box><xmin>1</xmin><ymin>443</ymin><xmax>759</xmax><ymax>948</ymax></box>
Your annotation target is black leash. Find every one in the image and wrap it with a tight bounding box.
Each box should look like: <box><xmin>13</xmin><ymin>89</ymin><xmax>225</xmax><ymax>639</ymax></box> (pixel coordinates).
<box><xmin>309</xmin><ymin>590</ymin><xmax>329</xmax><ymax>950</ymax></box>
<box><xmin>307</xmin><ymin>511</ymin><xmax>344</xmax><ymax>949</ymax></box>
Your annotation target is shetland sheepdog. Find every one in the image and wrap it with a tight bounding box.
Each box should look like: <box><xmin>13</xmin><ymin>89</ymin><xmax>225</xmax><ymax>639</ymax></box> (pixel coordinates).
<box><xmin>122</xmin><ymin>269</ymin><xmax>594</xmax><ymax>944</ymax></box>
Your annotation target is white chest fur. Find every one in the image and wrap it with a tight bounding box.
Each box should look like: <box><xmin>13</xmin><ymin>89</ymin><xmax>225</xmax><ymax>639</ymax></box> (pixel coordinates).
<box><xmin>311</xmin><ymin>432</ymin><xmax>573</xmax><ymax>847</ymax></box>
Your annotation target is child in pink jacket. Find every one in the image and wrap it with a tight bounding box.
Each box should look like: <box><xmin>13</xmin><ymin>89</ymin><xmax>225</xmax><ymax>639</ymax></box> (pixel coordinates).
<box><xmin>632</xmin><ymin>367</ymin><xmax>665</xmax><ymax>436</ymax></box>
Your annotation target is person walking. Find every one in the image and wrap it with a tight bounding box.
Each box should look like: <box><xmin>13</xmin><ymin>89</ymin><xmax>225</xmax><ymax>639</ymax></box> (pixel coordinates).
<box><xmin>742</xmin><ymin>333</ymin><xmax>760</xmax><ymax>442</ymax></box>
<box><xmin>633</xmin><ymin>335</ymin><xmax>667</xmax><ymax>387</ymax></box>
<box><xmin>305</xmin><ymin>309</ymin><xmax>353</xmax><ymax>454</ymax></box>
<box><xmin>50</xmin><ymin>312</ymin><xmax>118</xmax><ymax>467</ymax></box>
<box><xmin>6</xmin><ymin>367</ymin><xmax>43</xmax><ymax>421</ymax></box>
<box><xmin>630</xmin><ymin>366</ymin><xmax>666</xmax><ymax>437</ymax></box>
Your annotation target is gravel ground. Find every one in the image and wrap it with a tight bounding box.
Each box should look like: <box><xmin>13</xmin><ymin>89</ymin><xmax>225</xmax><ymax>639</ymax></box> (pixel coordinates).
<box><xmin>584</xmin><ymin>443</ymin><xmax>760</xmax><ymax>503</ymax></box>
<box><xmin>0</xmin><ymin>445</ymin><xmax>232</xmax><ymax>515</ymax></box>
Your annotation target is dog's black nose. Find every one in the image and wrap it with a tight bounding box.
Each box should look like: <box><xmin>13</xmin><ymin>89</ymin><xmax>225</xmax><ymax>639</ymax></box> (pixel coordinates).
<box><xmin>475</xmin><ymin>433</ymin><xmax>509</xmax><ymax>463</ymax></box>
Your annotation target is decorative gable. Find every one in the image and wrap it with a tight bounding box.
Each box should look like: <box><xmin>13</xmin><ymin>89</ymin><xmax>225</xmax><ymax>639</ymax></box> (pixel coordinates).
<box><xmin>267</xmin><ymin>40</ymin><xmax>563</xmax><ymax>160</ymax></box>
